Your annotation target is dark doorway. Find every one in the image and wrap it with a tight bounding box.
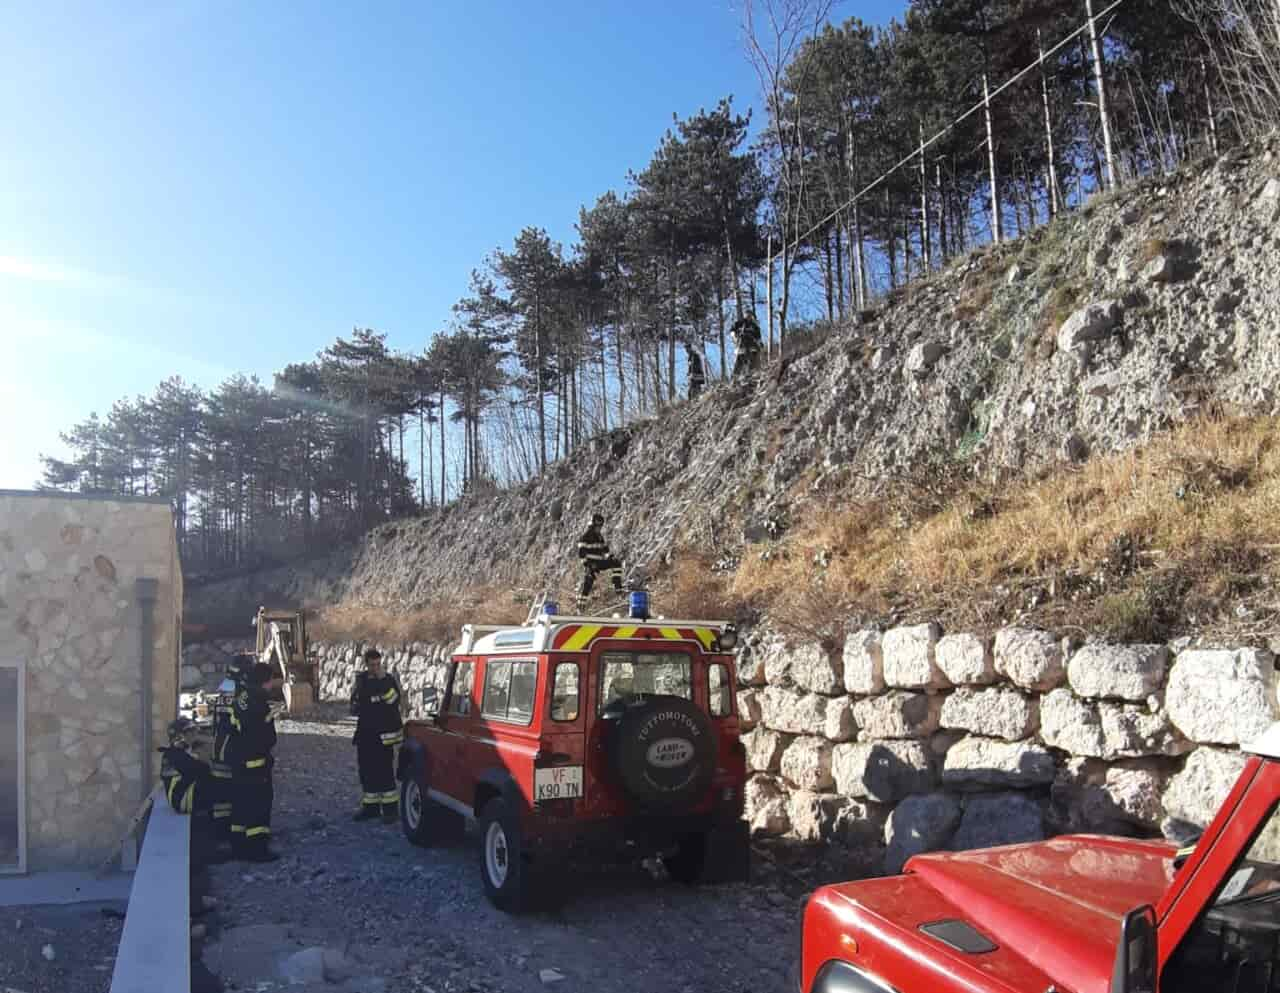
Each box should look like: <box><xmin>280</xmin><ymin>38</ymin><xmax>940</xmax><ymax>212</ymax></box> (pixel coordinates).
<box><xmin>0</xmin><ymin>665</ymin><xmax>22</xmax><ymax>872</ymax></box>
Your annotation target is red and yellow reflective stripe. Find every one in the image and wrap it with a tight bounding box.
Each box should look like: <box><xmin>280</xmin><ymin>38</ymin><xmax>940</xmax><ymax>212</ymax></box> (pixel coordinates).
<box><xmin>551</xmin><ymin>625</ymin><xmax>718</xmax><ymax>652</ymax></box>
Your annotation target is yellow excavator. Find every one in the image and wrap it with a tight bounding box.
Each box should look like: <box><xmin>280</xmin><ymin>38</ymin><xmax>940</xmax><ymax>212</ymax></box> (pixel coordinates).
<box><xmin>253</xmin><ymin>607</ymin><xmax>317</xmax><ymax>714</ymax></box>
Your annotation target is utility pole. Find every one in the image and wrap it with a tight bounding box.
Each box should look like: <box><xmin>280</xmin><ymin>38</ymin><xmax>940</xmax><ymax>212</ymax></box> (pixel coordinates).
<box><xmin>1086</xmin><ymin>0</ymin><xmax>1117</xmax><ymax>191</ymax></box>
<box><xmin>984</xmin><ymin>74</ymin><xmax>1002</xmax><ymax>244</ymax></box>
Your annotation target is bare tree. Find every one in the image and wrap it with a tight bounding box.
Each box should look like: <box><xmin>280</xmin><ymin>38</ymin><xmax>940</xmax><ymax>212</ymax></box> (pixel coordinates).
<box><xmin>742</xmin><ymin>0</ymin><xmax>834</xmax><ymax>352</ymax></box>
<box><xmin>1177</xmin><ymin>0</ymin><xmax>1280</xmax><ymax>140</ymax></box>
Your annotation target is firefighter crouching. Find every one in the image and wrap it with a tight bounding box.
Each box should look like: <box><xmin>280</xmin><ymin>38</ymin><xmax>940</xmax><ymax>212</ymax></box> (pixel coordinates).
<box><xmin>209</xmin><ymin>653</ymin><xmax>251</xmax><ymax>839</ymax></box>
<box><xmin>351</xmin><ymin>648</ymin><xmax>404</xmax><ymax>823</ymax></box>
<box><xmin>159</xmin><ymin>718</ymin><xmax>226</xmax><ymax>863</ymax></box>
<box><xmin>229</xmin><ymin>662</ymin><xmax>282</xmax><ymax>862</ymax></box>
<box><xmin>577</xmin><ymin>511</ymin><xmax>624</xmax><ymax>606</ymax></box>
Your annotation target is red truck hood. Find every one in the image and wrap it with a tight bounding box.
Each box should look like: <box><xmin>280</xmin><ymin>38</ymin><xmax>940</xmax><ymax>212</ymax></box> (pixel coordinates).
<box><xmin>823</xmin><ymin>835</ymin><xmax>1176</xmax><ymax>993</ymax></box>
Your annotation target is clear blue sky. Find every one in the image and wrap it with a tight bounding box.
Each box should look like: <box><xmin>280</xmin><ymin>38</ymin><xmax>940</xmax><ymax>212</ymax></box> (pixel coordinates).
<box><xmin>1</xmin><ymin>1</ymin><xmax>906</xmax><ymax>489</ymax></box>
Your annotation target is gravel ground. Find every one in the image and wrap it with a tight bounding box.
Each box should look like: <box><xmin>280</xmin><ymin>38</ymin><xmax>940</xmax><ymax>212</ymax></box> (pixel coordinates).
<box><xmin>0</xmin><ymin>900</ymin><xmax>126</xmax><ymax>993</ymax></box>
<box><xmin>198</xmin><ymin>704</ymin><xmax>859</xmax><ymax>993</ymax></box>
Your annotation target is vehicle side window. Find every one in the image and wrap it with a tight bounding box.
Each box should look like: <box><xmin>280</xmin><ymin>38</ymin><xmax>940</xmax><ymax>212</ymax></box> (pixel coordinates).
<box><xmin>551</xmin><ymin>663</ymin><xmax>580</xmax><ymax>722</ymax></box>
<box><xmin>482</xmin><ymin>660</ymin><xmax>537</xmax><ymax>725</ymax></box>
<box><xmin>708</xmin><ymin>663</ymin><xmax>732</xmax><ymax>718</ymax></box>
<box><xmin>448</xmin><ymin>662</ymin><xmax>474</xmax><ymax>717</ymax></box>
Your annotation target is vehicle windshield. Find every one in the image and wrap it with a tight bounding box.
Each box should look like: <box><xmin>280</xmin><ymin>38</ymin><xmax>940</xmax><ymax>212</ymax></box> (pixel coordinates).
<box><xmin>598</xmin><ymin>652</ymin><xmax>692</xmax><ymax>712</ymax></box>
<box><xmin>1213</xmin><ymin>801</ymin><xmax>1280</xmax><ymax>908</ymax></box>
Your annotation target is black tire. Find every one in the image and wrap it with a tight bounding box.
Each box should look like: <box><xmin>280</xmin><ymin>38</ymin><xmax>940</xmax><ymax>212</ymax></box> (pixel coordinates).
<box><xmin>400</xmin><ymin>777</ymin><xmax>436</xmax><ymax>847</ymax></box>
<box><xmin>664</xmin><ymin>832</ymin><xmax>708</xmax><ymax>884</ymax></box>
<box><xmin>606</xmin><ymin>695</ymin><xmax>717</xmax><ymax>813</ymax></box>
<box><xmin>478</xmin><ymin>797</ymin><xmax>532</xmax><ymax>913</ymax></box>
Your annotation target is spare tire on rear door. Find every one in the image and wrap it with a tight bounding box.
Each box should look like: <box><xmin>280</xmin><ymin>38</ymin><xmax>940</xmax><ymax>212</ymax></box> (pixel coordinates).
<box><xmin>603</xmin><ymin>695</ymin><xmax>716</xmax><ymax>813</ymax></box>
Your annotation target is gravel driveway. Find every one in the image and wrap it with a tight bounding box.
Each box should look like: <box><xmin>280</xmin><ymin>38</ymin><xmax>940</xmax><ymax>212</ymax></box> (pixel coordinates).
<box><xmin>199</xmin><ymin>705</ymin><xmax>837</xmax><ymax>993</ymax></box>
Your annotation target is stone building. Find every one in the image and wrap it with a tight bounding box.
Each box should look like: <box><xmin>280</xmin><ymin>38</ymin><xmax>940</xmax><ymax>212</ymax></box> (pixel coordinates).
<box><xmin>0</xmin><ymin>490</ymin><xmax>182</xmax><ymax>873</ymax></box>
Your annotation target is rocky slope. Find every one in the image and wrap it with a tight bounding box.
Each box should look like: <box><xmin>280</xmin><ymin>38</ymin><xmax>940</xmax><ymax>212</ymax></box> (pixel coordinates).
<box><xmin>187</xmin><ymin>137</ymin><xmax>1280</xmax><ymax>626</ymax></box>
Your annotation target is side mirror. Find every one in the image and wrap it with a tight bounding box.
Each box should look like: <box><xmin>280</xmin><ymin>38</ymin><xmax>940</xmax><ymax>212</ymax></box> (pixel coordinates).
<box><xmin>1110</xmin><ymin>905</ymin><xmax>1157</xmax><ymax>993</ymax></box>
<box><xmin>422</xmin><ymin>687</ymin><xmax>441</xmax><ymax>718</ymax></box>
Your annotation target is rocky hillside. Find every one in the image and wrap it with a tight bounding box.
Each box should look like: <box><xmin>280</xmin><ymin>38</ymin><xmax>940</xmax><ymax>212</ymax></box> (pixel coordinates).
<box><xmin>188</xmin><ymin>137</ymin><xmax>1280</xmax><ymax>634</ymax></box>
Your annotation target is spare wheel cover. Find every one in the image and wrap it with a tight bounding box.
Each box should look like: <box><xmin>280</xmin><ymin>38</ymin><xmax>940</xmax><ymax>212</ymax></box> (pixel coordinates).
<box><xmin>612</xmin><ymin>696</ymin><xmax>716</xmax><ymax>811</ymax></box>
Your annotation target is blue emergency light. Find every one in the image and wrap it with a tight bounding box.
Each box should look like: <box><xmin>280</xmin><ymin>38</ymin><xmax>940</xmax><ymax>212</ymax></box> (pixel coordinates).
<box><xmin>628</xmin><ymin>590</ymin><xmax>650</xmax><ymax>620</ymax></box>
<box><xmin>542</xmin><ymin>600</ymin><xmax>559</xmax><ymax>617</ymax></box>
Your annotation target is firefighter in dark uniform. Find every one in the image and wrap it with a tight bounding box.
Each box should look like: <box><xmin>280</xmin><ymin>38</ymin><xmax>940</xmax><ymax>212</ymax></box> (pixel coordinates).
<box><xmin>209</xmin><ymin>654</ymin><xmax>251</xmax><ymax>839</ymax></box>
<box><xmin>731</xmin><ymin>314</ymin><xmax>762</xmax><ymax>378</ymax></box>
<box><xmin>577</xmin><ymin>511</ymin><xmax>624</xmax><ymax>606</ymax></box>
<box><xmin>350</xmin><ymin>648</ymin><xmax>404</xmax><ymax>823</ymax></box>
<box><xmin>159</xmin><ymin>718</ymin><xmax>227</xmax><ymax>863</ymax></box>
<box><xmin>685</xmin><ymin>344</ymin><xmax>706</xmax><ymax>400</ymax></box>
<box><xmin>229</xmin><ymin>662</ymin><xmax>282</xmax><ymax>862</ymax></box>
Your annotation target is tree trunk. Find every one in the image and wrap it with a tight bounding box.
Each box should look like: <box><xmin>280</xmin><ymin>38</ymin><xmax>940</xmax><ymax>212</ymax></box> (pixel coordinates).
<box><xmin>765</xmin><ymin>233</ymin><xmax>774</xmax><ymax>358</ymax></box>
<box><xmin>823</xmin><ymin>232</ymin><xmax>834</xmax><ymax>322</ymax></box>
<box><xmin>919</xmin><ymin>123</ymin><xmax>932</xmax><ymax>272</ymax></box>
<box><xmin>886</xmin><ymin>187</ymin><xmax>898</xmax><ymax>289</ymax></box>
<box><xmin>439</xmin><ymin>388</ymin><xmax>446</xmax><ymax>506</ymax></box>
<box><xmin>599</xmin><ymin>332</ymin><xmax>609</xmax><ymax>433</ymax></box>
<box><xmin>936</xmin><ymin>163</ymin><xmax>949</xmax><ymax>261</ymax></box>
<box><xmin>715</xmin><ymin>274</ymin><xmax>728</xmax><ymax>379</ymax></box>
<box><xmin>1202</xmin><ymin>57</ymin><xmax>1219</xmax><ymax>157</ymax></box>
<box><xmin>984</xmin><ymin>73</ymin><xmax>1002</xmax><ymax>244</ymax></box>
<box><xmin>1086</xmin><ymin>0</ymin><xmax>1118</xmax><ymax>191</ymax></box>
<box><xmin>1039</xmin><ymin>29</ymin><xmax>1062</xmax><ymax>216</ymax></box>
<box><xmin>834</xmin><ymin>224</ymin><xmax>844</xmax><ymax>319</ymax></box>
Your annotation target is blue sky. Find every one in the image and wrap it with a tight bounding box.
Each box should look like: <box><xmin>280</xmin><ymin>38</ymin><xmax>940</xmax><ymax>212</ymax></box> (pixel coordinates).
<box><xmin>1</xmin><ymin>1</ymin><xmax>907</xmax><ymax>489</ymax></box>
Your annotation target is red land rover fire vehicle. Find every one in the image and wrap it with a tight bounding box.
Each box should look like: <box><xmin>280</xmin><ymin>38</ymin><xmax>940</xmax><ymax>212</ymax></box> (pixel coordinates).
<box><xmin>798</xmin><ymin>722</ymin><xmax>1280</xmax><ymax>993</ymax></box>
<box><xmin>396</xmin><ymin>593</ymin><xmax>750</xmax><ymax>911</ymax></box>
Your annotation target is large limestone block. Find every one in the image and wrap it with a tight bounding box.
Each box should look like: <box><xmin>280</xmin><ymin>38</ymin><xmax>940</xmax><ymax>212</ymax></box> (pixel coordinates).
<box><xmin>745</xmin><ymin>776</ymin><xmax>791</xmax><ymax>836</ymax></box>
<box><xmin>743</xmin><ymin>727</ymin><xmax>791</xmax><ymax>774</ymax></box>
<box><xmin>882</xmin><ymin>623</ymin><xmax>948</xmax><ymax>690</ymax></box>
<box><xmin>1056</xmin><ymin>299</ymin><xmax>1123</xmax><ymax>351</ymax></box>
<box><xmin>1102</xmin><ymin>760</ymin><xmax>1169</xmax><ymax>829</ymax></box>
<box><xmin>1068</xmin><ymin>643</ymin><xmax>1169</xmax><ymax>701</ymax></box>
<box><xmin>1162</xmin><ymin>747</ymin><xmax>1250</xmax><ymax>835</ymax></box>
<box><xmin>1040</xmin><ymin>689</ymin><xmax>1189</xmax><ymax>759</ymax></box>
<box><xmin>951</xmin><ymin>793</ymin><xmax>1045</xmax><ymax>851</ymax></box>
<box><xmin>737</xmin><ymin>689</ymin><xmax>762</xmax><ymax>731</ymax></box>
<box><xmin>736</xmin><ymin>642</ymin><xmax>768</xmax><ymax>688</ymax></box>
<box><xmin>824</xmin><ymin>697</ymin><xmax>857</xmax><ymax>742</ymax></box>
<box><xmin>1166</xmin><ymin>649</ymin><xmax>1277</xmax><ymax>746</ymax></box>
<box><xmin>789</xmin><ymin>642</ymin><xmax>844</xmax><ymax>696</ymax></box>
<box><xmin>780</xmin><ymin>736</ymin><xmax>835</xmax><ymax>792</ymax></box>
<box><xmin>853</xmin><ymin>692</ymin><xmax>942</xmax><ymax>740</ymax></box>
<box><xmin>760</xmin><ymin>687</ymin><xmax>828</xmax><ymax>736</ymax></box>
<box><xmin>789</xmin><ymin>791</ymin><xmax>889</xmax><ymax>847</ymax></box>
<box><xmin>942</xmin><ymin>737</ymin><xmax>1056</xmax><ymax>790</ymax></box>
<box><xmin>762</xmin><ymin>638</ymin><xmax>795</xmax><ymax>687</ymax></box>
<box><xmin>884</xmin><ymin>793</ymin><xmax>962</xmax><ymax>873</ymax></box>
<box><xmin>994</xmin><ymin>628</ymin><xmax>1066</xmax><ymax>691</ymax></box>
<box><xmin>936</xmin><ymin>633</ymin><xmax>995</xmax><ymax>685</ymax></box>
<box><xmin>940</xmin><ymin>687</ymin><xmax>1038</xmax><ymax>740</ymax></box>
<box><xmin>843</xmin><ymin>630</ymin><xmax>885</xmax><ymax>695</ymax></box>
<box><xmin>832</xmin><ymin>741</ymin><xmax>935</xmax><ymax>804</ymax></box>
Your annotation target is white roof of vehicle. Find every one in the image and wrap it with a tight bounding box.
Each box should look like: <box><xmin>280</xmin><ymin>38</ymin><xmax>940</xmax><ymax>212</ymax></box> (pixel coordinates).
<box><xmin>457</xmin><ymin>613</ymin><xmax>733</xmax><ymax>656</ymax></box>
<box><xmin>1245</xmin><ymin>723</ymin><xmax>1280</xmax><ymax>761</ymax></box>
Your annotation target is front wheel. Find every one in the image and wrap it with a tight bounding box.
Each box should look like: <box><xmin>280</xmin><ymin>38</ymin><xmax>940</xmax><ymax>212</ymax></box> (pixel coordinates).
<box><xmin>478</xmin><ymin>798</ymin><xmax>532</xmax><ymax>912</ymax></box>
<box><xmin>400</xmin><ymin>778</ymin><xmax>435</xmax><ymax>847</ymax></box>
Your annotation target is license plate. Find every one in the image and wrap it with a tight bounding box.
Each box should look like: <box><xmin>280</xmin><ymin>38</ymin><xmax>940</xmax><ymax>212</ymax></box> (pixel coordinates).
<box><xmin>534</xmin><ymin>766</ymin><xmax>583</xmax><ymax>803</ymax></box>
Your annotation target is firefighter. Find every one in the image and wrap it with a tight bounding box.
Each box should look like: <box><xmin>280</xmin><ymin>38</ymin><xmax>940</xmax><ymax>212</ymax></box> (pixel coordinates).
<box><xmin>159</xmin><ymin>718</ymin><xmax>227</xmax><ymax>864</ymax></box>
<box><xmin>229</xmin><ymin>662</ymin><xmax>282</xmax><ymax>862</ymax></box>
<box><xmin>209</xmin><ymin>653</ymin><xmax>251</xmax><ymax>839</ymax></box>
<box><xmin>577</xmin><ymin>511</ymin><xmax>624</xmax><ymax>606</ymax></box>
<box><xmin>685</xmin><ymin>344</ymin><xmax>706</xmax><ymax>400</ymax></box>
<box><xmin>350</xmin><ymin>648</ymin><xmax>404</xmax><ymax>823</ymax></box>
<box><xmin>731</xmin><ymin>314</ymin><xmax>763</xmax><ymax>378</ymax></box>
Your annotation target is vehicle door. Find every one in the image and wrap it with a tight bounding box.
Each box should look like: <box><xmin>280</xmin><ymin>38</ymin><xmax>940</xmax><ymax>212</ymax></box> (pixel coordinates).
<box><xmin>473</xmin><ymin>656</ymin><xmax>541</xmax><ymax>810</ymax></box>
<box><xmin>705</xmin><ymin>655</ymin><xmax>745</xmax><ymax>809</ymax></box>
<box><xmin>535</xmin><ymin>654</ymin><xmax>586</xmax><ymax>810</ymax></box>
<box><xmin>429</xmin><ymin>658</ymin><xmax>477</xmax><ymax>812</ymax></box>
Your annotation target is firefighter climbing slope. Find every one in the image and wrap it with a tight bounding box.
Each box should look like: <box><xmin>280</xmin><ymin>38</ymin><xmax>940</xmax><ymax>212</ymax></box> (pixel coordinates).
<box><xmin>350</xmin><ymin>648</ymin><xmax>404</xmax><ymax>823</ymax></box>
<box><xmin>577</xmin><ymin>511</ymin><xmax>624</xmax><ymax>607</ymax></box>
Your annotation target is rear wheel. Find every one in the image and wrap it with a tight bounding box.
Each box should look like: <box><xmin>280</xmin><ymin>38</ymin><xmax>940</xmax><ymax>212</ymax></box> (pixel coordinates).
<box><xmin>478</xmin><ymin>797</ymin><xmax>533</xmax><ymax>912</ymax></box>
<box><xmin>664</xmin><ymin>832</ymin><xmax>708</xmax><ymax>884</ymax></box>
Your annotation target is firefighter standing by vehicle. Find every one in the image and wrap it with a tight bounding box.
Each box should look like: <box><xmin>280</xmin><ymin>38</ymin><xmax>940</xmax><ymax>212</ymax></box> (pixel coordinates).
<box><xmin>229</xmin><ymin>662</ymin><xmax>282</xmax><ymax>862</ymax></box>
<box><xmin>577</xmin><ymin>511</ymin><xmax>625</xmax><ymax>607</ymax></box>
<box><xmin>159</xmin><ymin>718</ymin><xmax>227</xmax><ymax>863</ymax></box>
<box><xmin>209</xmin><ymin>653</ymin><xmax>250</xmax><ymax>839</ymax></box>
<box><xmin>730</xmin><ymin>314</ymin><xmax>762</xmax><ymax>378</ymax></box>
<box><xmin>351</xmin><ymin>648</ymin><xmax>404</xmax><ymax>823</ymax></box>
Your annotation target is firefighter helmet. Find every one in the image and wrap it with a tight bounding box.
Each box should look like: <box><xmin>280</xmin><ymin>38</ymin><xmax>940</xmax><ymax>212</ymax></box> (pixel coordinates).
<box><xmin>591</xmin><ymin>511</ymin><xmax>605</xmax><ymax>527</ymax></box>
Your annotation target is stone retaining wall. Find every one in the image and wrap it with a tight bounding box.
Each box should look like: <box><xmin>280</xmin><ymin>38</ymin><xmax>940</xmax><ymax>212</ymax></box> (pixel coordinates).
<box><xmin>310</xmin><ymin>626</ymin><xmax>1278</xmax><ymax>875</ymax></box>
<box><xmin>740</xmin><ymin>626</ymin><xmax>1276</xmax><ymax>872</ymax></box>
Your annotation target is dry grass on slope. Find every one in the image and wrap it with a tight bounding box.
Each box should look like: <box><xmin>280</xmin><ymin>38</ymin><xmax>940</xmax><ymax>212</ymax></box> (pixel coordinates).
<box><xmin>732</xmin><ymin>415</ymin><xmax>1280</xmax><ymax>644</ymax></box>
<box><xmin>311</xmin><ymin>584</ymin><xmax>527</xmax><ymax>645</ymax></box>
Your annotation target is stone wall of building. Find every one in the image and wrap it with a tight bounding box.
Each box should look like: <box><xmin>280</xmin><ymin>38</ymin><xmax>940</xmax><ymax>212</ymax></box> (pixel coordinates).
<box><xmin>309</xmin><ymin>625</ymin><xmax>1278</xmax><ymax>876</ymax></box>
<box><xmin>0</xmin><ymin>491</ymin><xmax>182</xmax><ymax>871</ymax></box>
